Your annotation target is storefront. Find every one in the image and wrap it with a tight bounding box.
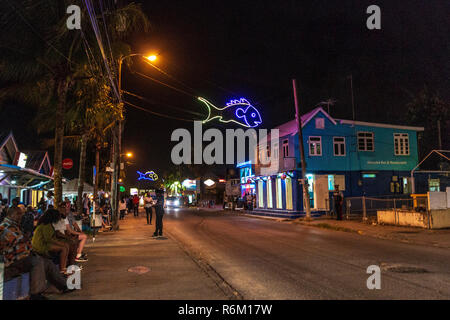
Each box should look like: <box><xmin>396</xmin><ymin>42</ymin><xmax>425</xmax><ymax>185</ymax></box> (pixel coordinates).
<box><xmin>237</xmin><ymin>161</ymin><xmax>255</xmax><ymax>196</ymax></box>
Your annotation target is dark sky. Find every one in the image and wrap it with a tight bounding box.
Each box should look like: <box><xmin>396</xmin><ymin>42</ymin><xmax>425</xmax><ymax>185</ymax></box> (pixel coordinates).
<box><xmin>1</xmin><ymin>0</ymin><xmax>448</xmax><ymax>184</ymax></box>
<box><xmin>120</xmin><ymin>0</ymin><xmax>449</xmax><ymax>181</ymax></box>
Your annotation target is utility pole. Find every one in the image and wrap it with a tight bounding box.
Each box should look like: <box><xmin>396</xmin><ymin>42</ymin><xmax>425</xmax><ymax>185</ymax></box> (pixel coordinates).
<box><xmin>292</xmin><ymin>79</ymin><xmax>312</xmax><ymax>220</ymax></box>
<box><xmin>349</xmin><ymin>74</ymin><xmax>355</xmax><ymax>121</ymax></box>
<box><xmin>438</xmin><ymin>119</ymin><xmax>443</xmax><ymax>171</ymax></box>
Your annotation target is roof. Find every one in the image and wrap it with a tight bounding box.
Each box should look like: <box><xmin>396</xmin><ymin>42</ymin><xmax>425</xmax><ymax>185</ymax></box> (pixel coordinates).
<box><xmin>0</xmin><ymin>131</ymin><xmax>19</xmax><ymax>160</ymax></box>
<box><xmin>268</xmin><ymin>107</ymin><xmax>424</xmax><ymax>140</ymax></box>
<box><xmin>21</xmin><ymin>150</ymin><xmax>51</xmax><ymax>172</ymax></box>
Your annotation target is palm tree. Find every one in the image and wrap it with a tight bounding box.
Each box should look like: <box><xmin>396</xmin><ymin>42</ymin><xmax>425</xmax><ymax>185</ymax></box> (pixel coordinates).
<box><xmin>0</xmin><ymin>1</ymin><xmax>150</xmax><ymax>207</ymax></box>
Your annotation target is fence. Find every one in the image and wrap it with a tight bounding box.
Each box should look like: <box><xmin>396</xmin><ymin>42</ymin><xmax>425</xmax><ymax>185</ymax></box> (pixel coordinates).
<box><xmin>342</xmin><ymin>195</ymin><xmax>417</xmax><ymax>221</ymax></box>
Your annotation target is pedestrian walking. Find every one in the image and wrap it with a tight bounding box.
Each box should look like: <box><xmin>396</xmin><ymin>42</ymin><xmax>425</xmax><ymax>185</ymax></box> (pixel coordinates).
<box><xmin>152</xmin><ymin>189</ymin><xmax>165</xmax><ymax>237</ymax></box>
<box><xmin>132</xmin><ymin>194</ymin><xmax>140</xmax><ymax>217</ymax></box>
<box><xmin>119</xmin><ymin>198</ymin><xmax>127</xmax><ymax>220</ymax></box>
<box><xmin>144</xmin><ymin>192</ymin><xmax>154</xmax><ymax>225</ymax></box>
<box><xmin>333</xmin><ymin>185</ymin><xmax>344</xmax><ymax>221</ymax></box>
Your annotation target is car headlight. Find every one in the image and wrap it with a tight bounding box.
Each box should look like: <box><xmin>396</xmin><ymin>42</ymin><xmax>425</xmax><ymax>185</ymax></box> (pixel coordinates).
<box><xmin>174</xmin><ymin>200</ymin><xmax>180</xmax><ymax>206</ymax></box>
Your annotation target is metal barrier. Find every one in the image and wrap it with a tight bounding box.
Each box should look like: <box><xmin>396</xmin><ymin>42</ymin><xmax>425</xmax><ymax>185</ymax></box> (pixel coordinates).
<box><xmin>344</xmin><ymin>195</ymin><xmax>415</xmax><ymax>221</ymax></box>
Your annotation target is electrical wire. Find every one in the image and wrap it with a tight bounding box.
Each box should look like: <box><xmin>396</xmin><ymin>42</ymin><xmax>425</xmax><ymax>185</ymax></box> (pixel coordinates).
<box><xmin>5</xmin><ymin>0</ymin><xmax>74</xmax><ymax>65</ymax></box>
<box><xmin>122</xmin><ymin>90</ymin><xmax>205</xmax><ymax>118</ymax></box>
<box><xmin>134</xmin><ymin>71</ymin><xmax>197</xmax><ymax>98</ymax></box>
<box><xmin>123</xmin><ymin>100</ymin><xmax>201</xmax><ymax>122</ymax></box>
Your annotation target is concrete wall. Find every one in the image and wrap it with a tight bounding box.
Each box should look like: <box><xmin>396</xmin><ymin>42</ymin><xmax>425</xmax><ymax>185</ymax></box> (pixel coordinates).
<box><xmin>377</xmin><ymin>210</ymin><xmax>428</xmax><ymax>228</ymax></box>
<box><xmin>430</xmin><ymin>209</ymin><xmax>450</xmax><ymax>229</ymax></box>
<box><xmin>377</xmin><ymin>209</ymin><xmax>450</xmax><ymax>229</ymax></box>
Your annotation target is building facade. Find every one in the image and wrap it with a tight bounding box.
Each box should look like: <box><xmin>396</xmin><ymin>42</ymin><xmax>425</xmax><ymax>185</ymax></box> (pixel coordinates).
<box><xmin>253</xmin><ymin>107</ymin><xmax>424</xmax><ymax>217</ymax></box>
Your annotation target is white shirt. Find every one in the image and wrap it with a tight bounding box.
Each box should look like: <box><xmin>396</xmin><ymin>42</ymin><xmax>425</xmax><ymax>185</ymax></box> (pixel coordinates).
<box><xmin>53</xmin><ymin>218</ymin><xmax>69</xmax><ymax>233</ymax></box>
<box><xmin>119</xmin><ymin>201</ymin><xmax>127</xmax><ymax>211</ymax></box>
<box><xmin>144</xmin><ymin>196</ymin><xmax>153</xmax><ymax>208</ymax></box>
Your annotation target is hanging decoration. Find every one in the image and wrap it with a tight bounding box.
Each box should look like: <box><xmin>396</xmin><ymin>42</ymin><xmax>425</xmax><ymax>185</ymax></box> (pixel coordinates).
<box><xmin>198</xmin><ymin>97</ymin><xmax>262</xmax><ymax>128</ymax></box>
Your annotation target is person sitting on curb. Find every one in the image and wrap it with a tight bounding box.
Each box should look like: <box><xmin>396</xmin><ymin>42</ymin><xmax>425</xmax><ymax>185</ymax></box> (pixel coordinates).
<box><xmin>0</xmin><ymin>206</ymin><xmax>72</xmax><ymax>300</ymax></box>
<box><xmin>32</xmin><ymin>209</ymin><xmax>71</xmax><ymax>275</ymax></box>
<box><xmin>59</xmin><ymin>201</ymin><xmax>88</xmax><ymax>263</ymax></box>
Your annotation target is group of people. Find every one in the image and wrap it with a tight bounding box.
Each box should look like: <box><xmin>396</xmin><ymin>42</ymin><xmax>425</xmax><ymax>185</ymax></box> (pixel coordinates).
<box><xmin>0</xmin><ymin>194</ymin><xmax>89</xmax><ymax>300</ymax></box>
<box><xmin>118</xmin><ymin>191</ymin><xmax>165</xmax><ymax>237</ymax></box>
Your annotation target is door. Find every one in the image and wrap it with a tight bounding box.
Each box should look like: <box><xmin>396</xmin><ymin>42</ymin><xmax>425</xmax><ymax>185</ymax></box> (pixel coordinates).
<box><xmin>314</xmin><ymin>175</ymin><xmax>329</xmax><ymax>210</ymax></box>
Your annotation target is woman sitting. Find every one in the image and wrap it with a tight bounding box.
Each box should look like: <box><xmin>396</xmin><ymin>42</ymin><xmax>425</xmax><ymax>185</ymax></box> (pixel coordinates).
<box><xmin>32</xmin><ymin>209</ymin><xmax>70</xmax><ymax>275</ymax></box>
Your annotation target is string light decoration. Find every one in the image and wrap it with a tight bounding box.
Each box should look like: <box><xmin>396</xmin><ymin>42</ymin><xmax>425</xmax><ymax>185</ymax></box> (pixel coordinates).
<box><xmin>198</xmin><ymin>97</ymin><xmax>262</xmax><ymax>128</ymax></box>
<box><xmin>137</xmin><ymin>171</ymin><xmax>159</xmax><ymax>181</ymax></box>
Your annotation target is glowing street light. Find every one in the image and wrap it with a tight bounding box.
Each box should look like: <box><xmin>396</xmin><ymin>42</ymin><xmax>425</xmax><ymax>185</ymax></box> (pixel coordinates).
<box><xmin>146</xmin><ymin>55</ymin><xmax>157</xmax><ymax>62</ymax></box>
<box><xmin>126</xmin><ymin>152</ymin><xmax>133</xmax><ymax>158</ymax></box>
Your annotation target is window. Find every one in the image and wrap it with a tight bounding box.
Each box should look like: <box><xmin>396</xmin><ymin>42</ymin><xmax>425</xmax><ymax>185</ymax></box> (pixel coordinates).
<box><xmin>266</xmin><ymin>145</ymin><xmax>271</xmax><ymax>158</ymax></box>
<box><xmin>273</xmin><ymin>143</ymin><xmax>279</xmax><ymax>160</ymax></box>
<box><xmin>357</xmin><ymin>132</ymin><xmax>374</xmax><ymax>151</ymax></box>
<box><xmin>394</xmin><ymin>133</ymin><xmax>410</xmax><ymax>155</ymax></box>
<box><xmin>285</xmin><ymin>177</ymin><xmax>293</xmax><ymax>210</ymax></box>
<box><xmin>276</xmin><ymin>178</ymin><xmax>282</xmax><ymax>208</ymax></box>
<box><xmin>282</xmin><ymin>139</ymin><xmax>289</xmax><ymax>157</ymax></box>
<box><xmin>309</xmin><ymin>136</ymin><xmax>322</xmax><ymax>156</ymax></box>
<box><xmin>315</xmin><ymin>118</ymin><xmax>325</xmax><ymax>129</ymax></box>
<box><xmin>267</xmin><ymin>178</ymin><xmax>273</xmax><ymax>208</ymax></box>
<box><xmin>429</xmin><ymin>179</ymin><xmax>440</xmax><ymax>192</ymax></box>
<box><xmin>333</xmin><ymin>137</ymin><xmax>346</xmax><ymax>156</ymax></box>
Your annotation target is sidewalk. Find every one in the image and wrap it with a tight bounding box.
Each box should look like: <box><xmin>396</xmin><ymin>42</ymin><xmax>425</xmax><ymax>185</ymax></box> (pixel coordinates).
<box><xmin>293</xmin><ymin>217</ymin><xmax>450</xmax><ymax>249</ymax></box>
<box><xmin>55</xmin><ymin>211</ymin><xmax>228</xmax><ymax>300</ymax></box>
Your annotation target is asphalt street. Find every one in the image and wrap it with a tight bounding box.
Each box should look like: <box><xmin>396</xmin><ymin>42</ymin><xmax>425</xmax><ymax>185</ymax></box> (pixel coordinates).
<box><xmin>164</xmin><ymin>208</ymin><xmax>450</xmax><ymax>299</ymax></box>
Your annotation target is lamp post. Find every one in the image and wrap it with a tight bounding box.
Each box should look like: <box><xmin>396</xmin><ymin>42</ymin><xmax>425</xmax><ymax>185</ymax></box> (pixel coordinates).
<box><xmin>111</xmin><ymin>53</ymin><xmax>157</xmax><ymax>230</ymax></box>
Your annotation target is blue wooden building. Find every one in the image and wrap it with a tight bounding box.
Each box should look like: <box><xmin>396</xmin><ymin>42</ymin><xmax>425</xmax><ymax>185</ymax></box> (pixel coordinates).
<box><xmin>252</xmin><ymin>107</ymin><xmax>424</xmax><ymax>217</ymax></box>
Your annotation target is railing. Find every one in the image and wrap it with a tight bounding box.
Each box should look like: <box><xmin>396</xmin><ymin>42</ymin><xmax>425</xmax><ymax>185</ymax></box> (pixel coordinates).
<box><xmin>343</xmin><ymin>195</ymin><xmax>416</xmax><ymax>221</ymax></box>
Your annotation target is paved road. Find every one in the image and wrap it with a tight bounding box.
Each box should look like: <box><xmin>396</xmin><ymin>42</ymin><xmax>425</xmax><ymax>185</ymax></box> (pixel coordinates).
<box><xmin>164</xmin><ymin>208</ymin><xmax>450</xmax><ymax>299</ymax></box>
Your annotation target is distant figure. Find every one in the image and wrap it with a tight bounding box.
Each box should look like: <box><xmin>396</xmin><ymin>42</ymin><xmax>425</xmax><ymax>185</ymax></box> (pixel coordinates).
<box><xmin>132</xmin><ymin>194</ymin><xmax>140</xmax><ymax>217</ymax></box>
<box><xmin>333</xmin><ymin>185</ymin><xmax>344</xmax><ymax>221</ymax></box>
<box><xmin>46</xmin><ymin>191</ymin><xmax>54</xmax><ymax>209</ymax></box>
<box><xmin>152</xmin><ymin>190</ymin><xmax>165</xmax><ymax>238</ymax></box>
<box><xmin>119</xmin><ymin>198</ymin><xmax>127</xmax><ymax>220</ymax></box>
<box><xmin>82</xmin><ymin>193</ymin><xmax>91</xmax><ymax>216</ymax></box>
<box><xmin>143</xmin><ymin>192</ymin><xmax>154</xmax><ymax>225</ymax></box>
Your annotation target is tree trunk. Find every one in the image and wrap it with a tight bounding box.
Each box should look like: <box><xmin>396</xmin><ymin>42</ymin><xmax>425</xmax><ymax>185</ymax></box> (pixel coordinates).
<box><xmin>53</xmin><ymin>79</ymin><xmax>69</xmax><ymax>208</ymax></box>
<box><xmin>77</xmin><ymin>133</ymin><xmax>88</xmax><ymax>215</ymax></box>
<box><xmin>111</xmin><ymin>121</ymin><xmax>120</xmax><ymax>230</ymax></box>
<box><xmin>94</xmin><ymin>139</ymin><xmax>100</xmax><ymax>200</ymax></box>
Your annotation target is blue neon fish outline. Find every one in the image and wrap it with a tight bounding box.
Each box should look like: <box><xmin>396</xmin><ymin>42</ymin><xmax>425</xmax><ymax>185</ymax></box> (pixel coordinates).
<box><xmin>137</xmin><ymin>171</ymin><xmax>159</xmax><ymax>181</ymax></box>
<box><xmin>197</xmin><ymin>97</ymin><xmax>262</xmax><ymax>128</ymax></box>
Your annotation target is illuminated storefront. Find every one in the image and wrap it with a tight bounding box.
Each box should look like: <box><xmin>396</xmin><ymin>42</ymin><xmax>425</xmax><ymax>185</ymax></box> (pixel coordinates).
<box><xmin>237</xmin><ymin>161</ymin><xmax>255</xmax><ymax>196</ymax></box>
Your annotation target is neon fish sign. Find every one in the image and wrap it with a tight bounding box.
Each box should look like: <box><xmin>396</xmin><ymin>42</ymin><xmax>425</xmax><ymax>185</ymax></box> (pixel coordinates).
<box><xmin>198</xmin><ymin>97</ymin><xmax>262</xmax><ymax>128</ymax></box>
<box><xmin>137</xmin><ymin>171</ymin><xmax>159</xmax><ymax>181</ymax></box>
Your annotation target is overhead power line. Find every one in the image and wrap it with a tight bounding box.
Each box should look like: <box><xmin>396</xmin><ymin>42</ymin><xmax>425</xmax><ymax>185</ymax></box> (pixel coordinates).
<box><xmin>122</xmin><ymin>90</ymin><xmax>205</xmax><ymax>118</ymax></box>
<box><xmin>123</xmin><ymin>100</ymin><xmax>200</xmax><ymax>122</ymax></box>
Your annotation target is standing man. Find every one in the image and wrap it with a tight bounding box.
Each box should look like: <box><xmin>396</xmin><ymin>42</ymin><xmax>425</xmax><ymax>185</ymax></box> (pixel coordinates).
<box><xmin>333</xmin><ymin>185</ymin><xmax>344</xmax><ymax>221</ymax></box>
<box><xmin>82</xmin><ymin>194</ymin><xmax>90</xmax><ymax>216</ymax></box>
<box><xmin>152</xmin><ymin>189</ymin><xmax>165</xmax><ymax>238</ymax></box>
<box><xmin>143</xmin><ymin>192</ymin><xmax>154</xmax><ymax>225</ymax></box>
<box><xmin>132</xmin><ymin>194</ymin><xmax>140</xmax><ymax>217</ymax></box>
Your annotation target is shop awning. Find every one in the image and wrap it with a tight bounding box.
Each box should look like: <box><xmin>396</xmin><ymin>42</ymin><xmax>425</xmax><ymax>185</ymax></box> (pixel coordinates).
<box><xmin>0</xmin><ymin>163</ymin><xmax>53</xmax><ymax>189</ymax></box>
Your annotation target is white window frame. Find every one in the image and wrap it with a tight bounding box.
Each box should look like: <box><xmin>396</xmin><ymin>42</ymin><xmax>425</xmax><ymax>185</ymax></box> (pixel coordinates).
<box><xmin>309</xmin><ymin>136</ymin><xmax>322</xmax><ymax>156</ymax></box>
<box><xmin>333</xmin><ymin>137</ymin><xmax>346</xmax><ymax>156</ymax></box>
<box><xmin>357</xmin><ymin>132</ymin><xmax>374</xmax><ymax>152</ymax></box>
<box><xmin>282</xmin><ymin>139</ymin><xmax>289</xmax><ymax>158</ymax></box>
<box><xmin>394</xmin><ymin>133</ymin><xmax>410</xmax><ymax>156</ymax></box>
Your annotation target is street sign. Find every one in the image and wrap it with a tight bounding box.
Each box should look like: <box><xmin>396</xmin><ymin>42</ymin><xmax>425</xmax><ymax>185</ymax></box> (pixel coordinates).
<box><xmin>62</xmin><ymin>158</ymin><xmax>73</xmax><ymax>170</ymax></box>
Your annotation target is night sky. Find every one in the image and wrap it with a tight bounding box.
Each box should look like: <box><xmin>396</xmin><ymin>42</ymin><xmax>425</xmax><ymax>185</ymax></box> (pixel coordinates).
<box><xmin>1</xmin><ymin>0</ymin><xmax>449</xmax><ymax>184</ymax></box>
<box><xmin>120</xmin><ymin>0</ymin><xmax>449</xmax><ymax>182</ymax></box>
